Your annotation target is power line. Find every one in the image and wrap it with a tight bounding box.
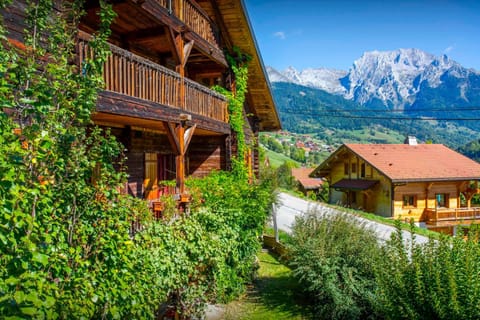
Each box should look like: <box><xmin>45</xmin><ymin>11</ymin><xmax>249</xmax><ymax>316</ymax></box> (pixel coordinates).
<box><xmin>282</xmin><ymin>106</ymin><xmax>480</xmax><ymax>113</ymax></box>
<box><xmin>280</xmin><ymin>110</ymin><xmax>480</xmax><ymax>121</ymax></box>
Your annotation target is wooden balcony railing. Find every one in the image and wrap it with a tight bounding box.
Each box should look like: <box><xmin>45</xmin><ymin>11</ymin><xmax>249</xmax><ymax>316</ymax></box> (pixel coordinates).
<box><xmin>155</xmin><ymin>0</ymin><xmax>220</xmax><ymax>49</ymax></box>
<box><xmin>77</xmin><ymin>32</ymin><xmax>228</xmax><ymax>123</ymax></box>
<box><xmin>425</xmin><ymin>207</ymin><xmax>480</xmax><ymax>223</ymax></box>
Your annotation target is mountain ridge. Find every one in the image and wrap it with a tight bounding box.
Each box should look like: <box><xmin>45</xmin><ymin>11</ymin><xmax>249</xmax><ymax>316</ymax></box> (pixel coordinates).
<box><xmin>267</xmin><ymin>48</ymin><xmax>480</xmax><ymax>111</ymax></box>
<box><xmin>271</xmin><ymin>81</ymin><xmax>480</xmax><ymax>150</ymax></box>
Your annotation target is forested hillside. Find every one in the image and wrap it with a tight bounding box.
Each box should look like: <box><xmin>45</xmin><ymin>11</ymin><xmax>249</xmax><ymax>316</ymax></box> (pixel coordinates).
<box><xmin>272</xmin><ymin>82</ymin><xmax>480</xmax><ymax>148</ymax></box>
<box><xmin>458</xmin><ymin>139</ymin><xmax>480</xmax><ymax>162</ymax></box>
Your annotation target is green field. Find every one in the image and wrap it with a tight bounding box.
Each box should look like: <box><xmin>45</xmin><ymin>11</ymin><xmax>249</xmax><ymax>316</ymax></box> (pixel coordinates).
<box><xmin>264</xmin><ymin>149</ymin><xmax>299</xmax><ymax>168</ymax></box>
<box><xmin>331</xmin><ymin>127</ymin><xmax>405</xmax><ymax>144</ymax></box>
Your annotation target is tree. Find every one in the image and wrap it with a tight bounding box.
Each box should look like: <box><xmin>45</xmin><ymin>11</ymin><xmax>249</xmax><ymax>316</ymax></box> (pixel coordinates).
<box><xmin>276</xmin><ymin>161</ymin><xmax>297</xmax><ymax>189</ymax></box>
<box><xmin>267</xmin><ymin>136</ymin><xmax>284</xmax><ymax>153</ymax></box>
<box><xmin>291</xmin><ymin>147</ymin><xmax>306</xmax><ymax>163</ymax></box>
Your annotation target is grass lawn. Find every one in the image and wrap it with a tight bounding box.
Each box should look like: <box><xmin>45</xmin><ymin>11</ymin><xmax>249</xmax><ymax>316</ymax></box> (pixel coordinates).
<box><xmin>264</xmin><ymin>149</ymin><xmax>299</xmax><ymax>168</ymax></box>
<box><xmin>224</xmin><ymin>251</ymin><xmax>310</xmax><ymax>320</ymax></box>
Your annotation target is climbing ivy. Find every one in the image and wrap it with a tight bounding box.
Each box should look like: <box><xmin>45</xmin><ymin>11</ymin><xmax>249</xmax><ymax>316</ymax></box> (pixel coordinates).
<box><xmin>213</xmin><ymin>46</ymin><xmax>251</xmax><ymax>180</ymax></box>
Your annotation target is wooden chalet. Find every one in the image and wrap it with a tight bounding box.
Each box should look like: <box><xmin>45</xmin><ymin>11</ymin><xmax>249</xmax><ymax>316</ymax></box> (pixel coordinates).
<box><xmin>312</xmin><ymin>140</ymin><xmax>480</xmax><ymax>231</ymax></box>
<box><xmin>2</xmin><ymin>0</ymin><xmax>281</xmax><ymax>207</ymax></box>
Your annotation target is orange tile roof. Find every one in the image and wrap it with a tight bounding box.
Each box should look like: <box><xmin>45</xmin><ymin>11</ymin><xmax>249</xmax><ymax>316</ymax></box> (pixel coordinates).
<box><xmin>292</xmin><ymin>168</ymin><xmax>324</xmax><ymax>189</ymax></box>
<box><xmin>291</xmin><ymin>168</ymin><xmax>315</xmax><ymax>180</ymax></box>
<box><xmin>345</xmin><ymin>144</ymin><xmax>480</xmax><ymax>182</ymax></box>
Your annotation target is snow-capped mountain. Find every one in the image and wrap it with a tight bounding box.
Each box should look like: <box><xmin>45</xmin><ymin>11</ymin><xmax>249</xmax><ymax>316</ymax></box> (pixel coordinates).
<box><xmin>267</xmin><ymin>48</ymin><xmax>480</xmax><ymax>110</ymax></box>
<box><xmin>267</xmin><ymin>66</ymin><xmax>347</xmax><ymax>94</ymax></box>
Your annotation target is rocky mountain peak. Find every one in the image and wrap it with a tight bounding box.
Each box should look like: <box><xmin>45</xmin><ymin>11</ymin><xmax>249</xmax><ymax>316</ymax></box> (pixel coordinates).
<box><xmin>267</xmin><ymin>48</ymin><xmax>478</xmax><ymax>109</ymax></box>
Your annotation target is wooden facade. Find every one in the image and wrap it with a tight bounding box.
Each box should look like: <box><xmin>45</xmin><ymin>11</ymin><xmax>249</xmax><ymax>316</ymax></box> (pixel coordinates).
<box><xmin>312</xmin><ymin>144</ymin><xmax>480</xmax><ymax>226</ymax></box>
<box><xmin>1</xmin><ymin>0</ymin><xmax>281</xmax><ymax>205</ymax></box>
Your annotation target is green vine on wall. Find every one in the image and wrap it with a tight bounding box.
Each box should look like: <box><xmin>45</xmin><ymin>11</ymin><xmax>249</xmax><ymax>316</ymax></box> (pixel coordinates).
<box><xmin>213</xmin><ymin>46</ymin><xmax>251</xmax><ymax>180</ymax></box>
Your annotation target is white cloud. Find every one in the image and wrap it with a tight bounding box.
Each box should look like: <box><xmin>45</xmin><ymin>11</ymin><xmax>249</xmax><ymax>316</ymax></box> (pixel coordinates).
<box><xmin>443</xmin><ymin>45</ymin><xmax>455</xmax><ymax>54</ymax></box>
<box><xmin>273</xmin><ymin>31</ymin><xmax>286</xmax><ymax>40</ymax></box>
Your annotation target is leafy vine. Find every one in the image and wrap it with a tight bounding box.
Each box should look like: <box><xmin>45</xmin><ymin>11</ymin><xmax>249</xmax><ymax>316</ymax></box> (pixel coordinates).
<box><xmin>213</xmin><ymin>46</ymin><xmax>252</xmax><ymax>180</ymax></box>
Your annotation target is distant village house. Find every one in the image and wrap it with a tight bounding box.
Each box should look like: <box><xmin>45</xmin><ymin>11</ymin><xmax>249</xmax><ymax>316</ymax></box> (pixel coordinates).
<box><xmin>311</xmin><ymin>139</ymin><xmax>480</xmax><ymax>230</ymax></box>
<box><xmin>291</xmin><ymin>168</ymin><xmax>324</xmax><ymax>198</ymax></box>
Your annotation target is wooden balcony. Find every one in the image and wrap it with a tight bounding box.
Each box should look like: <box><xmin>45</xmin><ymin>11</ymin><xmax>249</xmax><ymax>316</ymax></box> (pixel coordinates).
<box><xmin>77</xmin><ymin>32</ymin><xmax>228</xmax><ymax>123</ymax></box>
<box><xmin>154</xmin><ymin>0</ymin><xmax>220</xmax><ymax>49</ymax></box>
<box><xmin>425</xmin><ymin>207</ymin><xmax>480</xmax><ymax>223</ymax></box>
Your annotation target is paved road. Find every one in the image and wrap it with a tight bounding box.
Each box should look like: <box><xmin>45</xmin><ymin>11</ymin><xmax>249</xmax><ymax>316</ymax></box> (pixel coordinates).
<box><xmin>273</xmin><ymin>192</ymin><xmax>430</xmax><ymax>245</ymax></box>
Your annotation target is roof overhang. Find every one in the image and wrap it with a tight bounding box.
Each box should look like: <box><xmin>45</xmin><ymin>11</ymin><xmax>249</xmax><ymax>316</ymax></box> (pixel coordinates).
<box><xmin>332</xmin><ymin>179</ymin><xmax>379</xmax><ymax>191</ymax></box>
<box><xmin>311</xmin><ymin>144</ymin><xmax>350</xmax><ymax>178</ymax></box>
<box><xmin>392</xmin><ymin>178</ymin><xmax>480</xmax><ymax>184</ymax></box>
<box><xmin>215</xmin><ymin>0</ymin><xmax>281</xmax><ymax>131</ymax></box>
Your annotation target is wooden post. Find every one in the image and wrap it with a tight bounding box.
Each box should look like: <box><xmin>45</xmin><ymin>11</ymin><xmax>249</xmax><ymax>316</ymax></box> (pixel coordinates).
<box><xmin>175</xmin><ymin>0</ymin><xmax>183</xmax><ymax>19</ymax></box>
<box><xmin>163</xmin><ymin>117</ymin><xmax>196</xmax><ymax>207</ymax></box>
<box><xmin>175</xmin><ymin>34</ymin><xmax>185</xmax><ymax>109</ymax></box>
<box><xmin>176</xmin><ymin>121</ymin><xmax>186</xmax><ymax>195</ymax></box>
<box><xmin>272</xmin><ymin>203</ymin><xmax>279</xmax><ymax>243</ymax></box>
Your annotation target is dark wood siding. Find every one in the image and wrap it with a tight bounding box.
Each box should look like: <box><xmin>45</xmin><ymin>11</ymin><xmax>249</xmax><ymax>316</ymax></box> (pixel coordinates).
<box><xmin>188</xmin><ymin>135</ymin><xmax>226</xmax><ymax>177</ymax></box>
<box><xmin>2</xmin><ymin>1</ymin><xmax>28</xmax><ymax>43</ymax></box>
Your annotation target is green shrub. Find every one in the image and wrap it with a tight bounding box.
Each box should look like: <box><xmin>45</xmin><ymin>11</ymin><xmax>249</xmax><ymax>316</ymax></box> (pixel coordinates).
<box><xmin>375</xmin><ymin>223</ymin><xmax>480</xmax><ymax>320</ymax></box>
<box><xmin>287</xmin><ymin>210</ymin><xmax>381</xmax><ymax>319</ymax></box>
<box><xmin>187</xmin><ymin>171</ymin><xmax>275</xmax><ymax>301</ymax></box>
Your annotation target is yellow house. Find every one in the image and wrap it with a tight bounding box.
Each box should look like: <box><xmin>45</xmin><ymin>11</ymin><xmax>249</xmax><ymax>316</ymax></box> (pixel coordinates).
<box><xmin>311</xmin><ymin>142</ymin><xmax>480</xmax><ymax>224</ymax></box>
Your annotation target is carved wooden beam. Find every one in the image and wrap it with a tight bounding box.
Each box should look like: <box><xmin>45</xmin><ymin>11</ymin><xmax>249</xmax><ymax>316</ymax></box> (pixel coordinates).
<box><xmin>182</xmin><ymin>40</ymin><xmax>194</xmax><ymax>68</ymax></box>
<box><xmin>183</xmin><ymin>123</ymin><xmax>196</xmax><ymax>152</ymax></box>
<box><xmin>166</xmin><ymin>27</ymin><xmax>181</xmax><ymax>65</ymax></box>
<box><xmin>163</xmin><ymin>121</ymin><xmax>180</xmax><ymax>155</ymax></box>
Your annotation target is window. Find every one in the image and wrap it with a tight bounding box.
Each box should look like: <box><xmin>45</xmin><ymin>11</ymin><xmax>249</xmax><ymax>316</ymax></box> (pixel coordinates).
<box><xmin>361</xmin><ymin>163</ymin><xmax>366</xmax><ymax>178</ymax></box>
<box><xmin>403</xmin><ymin>195</ymin><xmax>417</xmax><ymax>208</ymax></box>
<box><xmin>368</xmin><ymin>166</ymin><xmax>373</xmax><ymax>178</ymax></box>
<box><xmin>436</xmin><ymin>193</ymin><xmax>449</xmax><ymax>208</ymax></box>
<box><xmin>344</xmin><ymin>163</ymin><xmax>349</xmax><ymax>175</ymax></box>
<box><xmin>351</xmin><ymin>163</ymin><xmax>357</xmax><ymax>174</ymax></box>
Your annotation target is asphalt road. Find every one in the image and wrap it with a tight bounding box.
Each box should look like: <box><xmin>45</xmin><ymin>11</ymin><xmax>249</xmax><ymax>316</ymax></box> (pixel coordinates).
<box><xmin>273</xmin><ymin>192</ymin><xmax>430</xmax><ymax>245</ymax></box>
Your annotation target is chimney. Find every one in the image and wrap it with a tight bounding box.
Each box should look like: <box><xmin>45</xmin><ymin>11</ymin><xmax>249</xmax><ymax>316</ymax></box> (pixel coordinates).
<box><xmin>404</xmin><ymin>136</ymin><xmax>417</xmax><ymax>146</ymax></box>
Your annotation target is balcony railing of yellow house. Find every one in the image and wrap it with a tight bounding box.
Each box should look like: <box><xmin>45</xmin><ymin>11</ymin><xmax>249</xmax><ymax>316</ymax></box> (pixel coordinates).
<box><xmin>154</xmin><ymin>0</ymin><xmax>220</xmax><ymax>49</ymax></box>
<box><xmin>425</xmin><ymin>207</ymin><xmax>480</xmax><ymax>223</ymax></box>
<box><xmin>77</xmin><ymin>32</ymin><xmax>228</xmax><ymax>123</ymax></box>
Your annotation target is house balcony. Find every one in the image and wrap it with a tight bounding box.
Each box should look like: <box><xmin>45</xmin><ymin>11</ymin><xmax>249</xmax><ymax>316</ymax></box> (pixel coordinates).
<box><xmin>425</xmin><ymin>207</ymin><xmax>480</xmax><ymax>223</ymax></box>
<box><xmin>154</xmin><ymin>0</ymin><xmax>220</xmax><ymax>50</ymax></box>
<box><xmin>77</xmin><ymin>31</ymin><xmax>228</xmax><ymax>124</ymax></box>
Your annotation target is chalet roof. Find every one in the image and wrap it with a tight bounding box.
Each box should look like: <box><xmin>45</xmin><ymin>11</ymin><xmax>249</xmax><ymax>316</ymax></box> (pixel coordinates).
<box><xmin>314</xmin><ymin>143</ymin><xmax>480</xmax><ymax>183</ymax></box>
<box><xmin>291</xmin><ymin>168</ymin><xmax>324</xmax><ymax>190</ymax></box>
<box><xmin>215</xmin><ymin>0</ymin><xmax>281</xmax><ymax>131</ymax></box>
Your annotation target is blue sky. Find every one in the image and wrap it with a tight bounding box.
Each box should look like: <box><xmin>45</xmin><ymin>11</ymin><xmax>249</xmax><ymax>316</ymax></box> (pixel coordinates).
<box><xmin>243</xmin><ymin>0</ymin><xmax>480</xmax><ymax>72</ymax></box>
